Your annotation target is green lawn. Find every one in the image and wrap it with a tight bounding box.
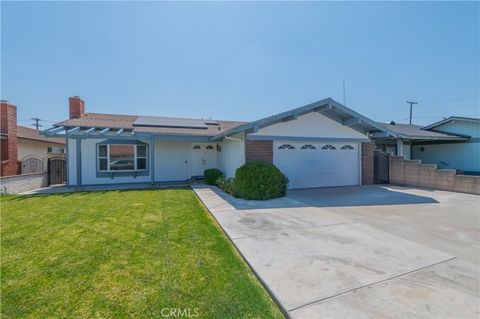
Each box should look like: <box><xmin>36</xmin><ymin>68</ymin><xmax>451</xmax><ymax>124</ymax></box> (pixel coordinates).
<box><xmin>1</xmin><ymin>189</ymin><xmax>283</xmax><ymax>318</ymax></box>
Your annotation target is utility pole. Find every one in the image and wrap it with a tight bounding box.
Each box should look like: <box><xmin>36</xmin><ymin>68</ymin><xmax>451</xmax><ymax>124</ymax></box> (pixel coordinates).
<box><xmin>406</xmin><ymin>101</ymin><xmax>418</xmax><ymax>124</ymax></box>
<box><xmin>31</xmin><ymin>118</ymin><xmax>43</xmax><ymax>130</ymax></box>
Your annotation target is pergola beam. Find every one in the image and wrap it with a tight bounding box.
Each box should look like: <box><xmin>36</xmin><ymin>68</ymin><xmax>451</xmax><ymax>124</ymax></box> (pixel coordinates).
<box><xmin>85</xmin><ymin>127</ymin><xmax>96</xmax><ymax>135</ymax></box>
<box><xmin>67</xmin><ymin>127</ymin><xmax>80</xmax><ymax>134</ymax></box>
<box><xmin>100</xmin><ymin>128</ymin><xmax>111</xmax><ymax>134</ymax></box>
<box><xmin>46</xmin><ymin>126</ymin><xmax>65</xmax><ymax>134</ymax></box>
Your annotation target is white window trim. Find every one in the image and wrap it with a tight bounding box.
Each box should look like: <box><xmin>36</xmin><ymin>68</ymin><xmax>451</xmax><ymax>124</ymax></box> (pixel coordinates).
<box><xmin>97</xmin><ymin>144</ymin><xmax>148</xmax><ymax>172</ymax></box>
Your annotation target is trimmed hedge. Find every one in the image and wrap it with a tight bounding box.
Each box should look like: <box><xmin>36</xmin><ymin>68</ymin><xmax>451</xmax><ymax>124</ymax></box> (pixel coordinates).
<box><xmin>234</xmin><ymin>161</ymin><xmax>288</xmax><ymax>200</ymax></box>
<box><xmin>204</xmin><ymin>168</ymin><xmax>223</xmax><ymax>185</ymax></box>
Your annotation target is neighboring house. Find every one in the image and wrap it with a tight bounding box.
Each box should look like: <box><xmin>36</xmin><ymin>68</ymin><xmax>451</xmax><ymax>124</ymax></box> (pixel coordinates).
<box><xmin>17</xmin><ymin>126</ymin><xmax>66</xmax><ymax>173</ymax></box>
<box><xmin>0</xmin><ymin>100</ymin><xmax>66</xmax><ymax>177</ymax></box>
<box><xmin>371</xmin><ymin>122</ymin><xmax>467</xmax><ymax>159</ymax></box>
<box><xmin>371</xmin><ymin>117</ymin><xmax>480</xmax><ymax>174</ymax></box>
<box><xmin>413</xmin><ymin>117</ymin><xmax>480</xmax><ymax>174</ymax></box>
<box><xmin>43</xmin><ymin>96</ymin><xmax>387</xmax><ymax>189</ymax></box>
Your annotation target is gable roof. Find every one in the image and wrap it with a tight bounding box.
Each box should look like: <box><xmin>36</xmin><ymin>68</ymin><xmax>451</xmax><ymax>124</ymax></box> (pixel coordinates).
<box><xmin>211</xmin><ymin>98</ymin><xmax>385</xmax><ymax>140</ymax></box>
<box><xmin>373</xmin><ymin>122</ymin><xmax>468</xmax><ymax>140</ymax></box>
<box><xmin>422</xmin><ymin>116</ymin><xmax>480</xmax><ymax>130</ymax></box>
<box><xmin>17</xmin><ymin>126</ymin><xmax>65</xmax><ymax>144</ymax></box>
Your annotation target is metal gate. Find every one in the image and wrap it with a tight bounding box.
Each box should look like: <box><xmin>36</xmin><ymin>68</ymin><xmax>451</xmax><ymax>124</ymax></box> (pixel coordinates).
<box><xmin>373</xmin><ymin>150</ymin><xmax>389</xmax><ymax>184</ymax></box>
<box><xmin>48</xmin><ymin>158</ymin><xmax>66</xmax><ymax>185</ymax></box>
<box><xmin>22</xmin><ymin>156</ymin><xmax>43</xmax><ymax>174</ymax></box>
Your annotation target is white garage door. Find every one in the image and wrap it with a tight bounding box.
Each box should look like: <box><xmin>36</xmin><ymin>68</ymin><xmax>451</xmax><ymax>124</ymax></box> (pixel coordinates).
<box><xmin>273</xmin><ymin>141</ymin><xmax>360</xmax><ymax>189</ymax></box>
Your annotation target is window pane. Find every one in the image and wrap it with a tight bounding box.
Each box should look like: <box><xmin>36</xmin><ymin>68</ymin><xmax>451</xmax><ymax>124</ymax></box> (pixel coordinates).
<box><xmin>109</xmin><ymin>145</ymin><xmax>134</xmax><ymax>170</ymax></box>
<box><xmin>137</xmin><ymin>158</ymin><xmax>147</xmax><ymax>170</ymax></box>
<box><xmin>99</xmin><ymin>145</ymin><xmax>108</xmax><ymax>157</ymax></box>
<box><xmin>99</xmin><ymin>158</ymin><xmax>108</xmax><ymax>171</ymax></box>
<box><xmin>137</xmin><ymin>145</ymin><xmax>147</xmax><ymax>157</ymax></box>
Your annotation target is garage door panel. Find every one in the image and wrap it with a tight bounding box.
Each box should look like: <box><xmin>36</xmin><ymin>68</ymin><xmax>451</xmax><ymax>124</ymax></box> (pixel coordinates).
<box><xmin>274</xmin><ymin>141</ymin><xmax>359</xmax><ymax>189</ymax></box>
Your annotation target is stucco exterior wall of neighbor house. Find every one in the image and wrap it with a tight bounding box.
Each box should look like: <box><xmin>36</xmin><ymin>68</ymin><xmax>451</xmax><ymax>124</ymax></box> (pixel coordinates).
<box><xmin>431</xmin><ymin>121</ymin><xmax>479</xmax><ymax>138</ymax></box>
<box><xmin>17</xmin><ymin>138</ymin><xmax>65</xmax><ymax>172</ymax></box>
<box><xmin>412</xmin><ymin>142</ymin><xmax>480</xmax><ymax>172</ymax></box>
<box><xmin>411</xmin><ymin>120</ymin><xmax>480</xmax><ymax>173</ymax></box>
<box><xmin>250</xmin><ymin>112</ymin><xmax>367</xmax><ymax>139</ymax></box>
<box><xmin>218</xmin><ymin>133</ymin><xmax>245</xmax><ymax>179</ymax></box>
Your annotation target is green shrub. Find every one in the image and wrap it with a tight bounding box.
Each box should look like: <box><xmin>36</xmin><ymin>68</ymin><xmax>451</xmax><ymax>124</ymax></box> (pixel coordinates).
<box><xmin>204</xmin><ymin>168</ymin><xmax>223</xmax><ymax>185</ymax></box>
<box><xmin>234</xmin><ymin>161</ymin><xmax>288</xmax><ymax>200</ymax></box>
<box><xmin>217</xmin><ymin>177</ymin><xmax>238</xmax><ymax>197</ymax></box>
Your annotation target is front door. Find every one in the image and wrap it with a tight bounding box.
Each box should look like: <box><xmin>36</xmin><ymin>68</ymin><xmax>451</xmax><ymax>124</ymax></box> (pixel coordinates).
<box><xmin>191</xmin><ymin>143</ymin><xmax>217</xmax><ymax>176</ymax></box>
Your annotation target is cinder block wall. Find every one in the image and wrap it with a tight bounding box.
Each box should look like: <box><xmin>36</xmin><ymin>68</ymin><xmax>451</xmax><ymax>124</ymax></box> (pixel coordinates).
<box><xmin>361</xmin><ymin>142</ymin><xmax>374</xmax><ymax>185</ymax></box>
<box><xmin>245</xmin><ymin>140</ymin><xmax>273</xmax><ymax>163</ymax></box>
<box><xmin>389</xmin><ymin>155</ymin><xmax>480</xmax><ymax>195</ymax></box>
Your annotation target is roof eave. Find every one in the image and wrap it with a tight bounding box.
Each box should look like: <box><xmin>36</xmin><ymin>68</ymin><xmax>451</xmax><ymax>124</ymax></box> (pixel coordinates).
<box><xmin>211</xmin><ymin>98</ymin><xmax>383</xmax><ymax>141</ymax></box>
<box><xmin>422</xmin><ymin>116</ymin><xmax>480</xmax><ymax>130</ymax></box>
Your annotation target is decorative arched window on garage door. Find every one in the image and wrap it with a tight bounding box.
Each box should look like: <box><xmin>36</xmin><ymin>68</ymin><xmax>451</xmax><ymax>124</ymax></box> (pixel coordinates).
<box><xmin>321</xmin><ymin>144</ymin><xmax>336</xmax><ymax>150</ymax></box>
<box><xmin>278</xmin><ymin>144</ymin><xmax>295</xmax><ymax>150</ymax></box>
<box><xmin>300</xmin><ymin>144</ymin><xmax>316</xmax><ymax>149</ymax></box>
<box><xmin>341</xmin><ymin>145</ymin><xmax>355</xmax><ymax>150</ymax></box>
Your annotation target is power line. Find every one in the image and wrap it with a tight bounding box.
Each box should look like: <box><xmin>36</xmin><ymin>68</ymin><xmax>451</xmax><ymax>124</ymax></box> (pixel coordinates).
<box><xmin>417</xmin><ymin>97</ymin><xmax>479</xmax><ymax>103</ymax></box>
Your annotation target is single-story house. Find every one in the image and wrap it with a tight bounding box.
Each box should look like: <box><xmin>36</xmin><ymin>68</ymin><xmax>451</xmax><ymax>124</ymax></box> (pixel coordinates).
<box><xmin>371</xmin><ymin>117</ymin><xmax>479</xmax><ymax>174</ymax></box>
<box><xmin>43</xmin><ymin>96</ymin><xmax>389</xmax><ymax>189</ymax></box>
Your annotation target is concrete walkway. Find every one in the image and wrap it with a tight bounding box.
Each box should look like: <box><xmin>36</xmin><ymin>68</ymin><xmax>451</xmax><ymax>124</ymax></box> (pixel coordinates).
<box><xmin>192</xmin><ymin>185</ymin><xmax>479</xmax><ymax>318</ymax></box>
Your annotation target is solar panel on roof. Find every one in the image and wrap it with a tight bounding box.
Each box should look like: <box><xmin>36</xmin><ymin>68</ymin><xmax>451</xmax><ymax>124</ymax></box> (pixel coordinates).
<box><xmin>133</xmin><ymin>116</ymin><xmax>216</xmax><ymax>129</ymax></box>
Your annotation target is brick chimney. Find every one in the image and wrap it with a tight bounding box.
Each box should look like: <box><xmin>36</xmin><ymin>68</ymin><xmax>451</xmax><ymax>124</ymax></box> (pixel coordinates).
<box><xmin>0</xmin><ymin>100</ymin><xmax>19</xmax><ymax>176</ymax></box>
<box><xmin>69</xmin><ymin>96</ymin><xmax>85</xmax><ymax>119</ymax></box>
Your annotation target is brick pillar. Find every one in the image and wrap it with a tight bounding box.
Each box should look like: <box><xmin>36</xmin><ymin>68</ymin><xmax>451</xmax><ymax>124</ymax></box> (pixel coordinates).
<box><xmin>0</xmin><ymin>100</ymin><xmax>19</xmax><ymax>177</ymax></box>
<box><xmin>69</xmin><ymin>96</ymin><xmax>85</xmax><ymax>119</ymax></box>
<box><xmin>245</xmin><ymin>140</ymin><xmax>273</xmax><ymax>163</ymax></box>
<box><xmin>361</xmin><ymin>142</ymin><xmax>374</xmax><ymax>185</ymax></box>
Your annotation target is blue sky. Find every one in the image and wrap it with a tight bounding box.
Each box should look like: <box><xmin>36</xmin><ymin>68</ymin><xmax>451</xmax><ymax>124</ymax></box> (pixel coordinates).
<box><xmin>1</xmin><ymin>1</ymin><xmax>479</xmax><ymax>128</ymax></box>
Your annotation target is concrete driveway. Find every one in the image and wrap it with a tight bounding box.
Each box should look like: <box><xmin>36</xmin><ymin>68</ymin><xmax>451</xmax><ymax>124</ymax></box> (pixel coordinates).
<box><xmin>192</xmin><ymin>185</ymin><xmax>480</xmax><ymax>318</ymax></box>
